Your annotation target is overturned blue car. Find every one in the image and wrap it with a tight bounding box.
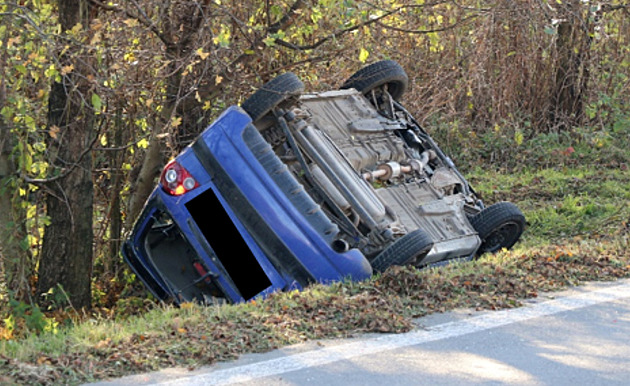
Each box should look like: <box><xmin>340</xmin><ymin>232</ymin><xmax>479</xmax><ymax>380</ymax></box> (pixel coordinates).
<box><xmin>122</xmin><ymin>61</ymin><xmax>525</xmax><ymax>304</ymax></box>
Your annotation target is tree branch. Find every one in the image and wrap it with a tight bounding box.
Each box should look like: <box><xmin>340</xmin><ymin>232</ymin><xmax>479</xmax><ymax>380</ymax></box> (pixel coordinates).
<box><xmin>88</xmin><ymin>0</ymin><xmax>171</xmax><ymax>47</ymax></box>
<box><xmin>21</xmin><ymin>118</ymin><xmax>103</xmax><ymax>185</ymax></box>
<box><xmin>375</xmin><ymin>14</ymin><xmax>479</xmax><ymax>35</ymax></box>
<box><xmin>273</xmin><ymin>5</ymin><xmax>402</xmax><ymax>51</ymax></box>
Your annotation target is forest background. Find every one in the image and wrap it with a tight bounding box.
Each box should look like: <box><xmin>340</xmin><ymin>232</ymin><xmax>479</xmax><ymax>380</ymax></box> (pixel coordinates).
<box><xmin>0</xmin><ymin>0</ymin><xmax>629</xmax><ymax>381</ymax></box>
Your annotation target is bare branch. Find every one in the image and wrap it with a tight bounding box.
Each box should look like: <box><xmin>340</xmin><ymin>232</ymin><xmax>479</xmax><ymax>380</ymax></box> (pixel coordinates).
<box><xmin>375</xmin><ymin>14</ymin><xmax>479</xmax><ymax>35</ymax></box>
<box><xmin>273</xmin><ymin>6</ymin><xmax>401</xmax><ymax>51</ymax></box>
<box><xmin>600</xmin><ymin>3</ymin><xmax>629</xmax><ymax>14</ymax></box>
<box><xmin>270</xmin><ymin>2</ymin><xmax>479</xmax><ymax>51</ymax></box>
<box><xmin>88</xmin><ymin>0</ymin><xmax>171</xmax><ymax>47</ymax></box>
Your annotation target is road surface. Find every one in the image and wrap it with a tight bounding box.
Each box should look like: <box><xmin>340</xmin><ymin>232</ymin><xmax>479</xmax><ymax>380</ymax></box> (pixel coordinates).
<box><xmin>92</xmin><ymin>278</ymin><xmax>630</xmax><ymax>386</ymax></box>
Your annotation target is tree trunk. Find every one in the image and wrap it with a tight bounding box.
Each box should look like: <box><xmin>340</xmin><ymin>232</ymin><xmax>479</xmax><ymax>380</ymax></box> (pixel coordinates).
<box><xmin>126</xmin><ymin>129</ymin><xmax>163</xmax><ymax>227</ymax></box>
<box><xmin>0</xmin><ymin>117</ymin><xmax>33</xmax><ymax>303</ymax></box>
<box><xmin>37</xmin><ymin>0</ymin><xmax>95</xmax><ymax>309</ymax></box>
<box><xmin>105</xmin><ymin>110</ymin><xmax>124</xmax><ymax>278</ymax></box>
<box><xmin>549</xmin><ymin>0</ymin><xmax>589</xmax><ymax>130</ymax></box>
<box><xmin>0</xmin><ymin>44</ymin><xmax>32</xmax><ymax>302</ymax></box>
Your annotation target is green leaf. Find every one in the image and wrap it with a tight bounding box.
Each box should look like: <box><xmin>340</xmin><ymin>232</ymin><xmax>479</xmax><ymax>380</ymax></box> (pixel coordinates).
<box><xmin>91</xmin><ymin>93</ymin><xmax>102</xmax><ymax>113</ymax></box>
<box><xmin>514</xmin><ymin>130</ymin><xmax>524</xmax><ymax>146</ymax></box>
<box><xmin>15</xmin><ymin>64</ymin><xmax>27</xmax><ymax>75</ymax></box>
<box><xmin>1</xmin><ymin>106</ymin><xmax>13</xmax><ymax>120</ymax></box>
<box><xmin>263</xmin><ymin>36</ymin><xmax>276</xmax><ymax>47</ymax></box>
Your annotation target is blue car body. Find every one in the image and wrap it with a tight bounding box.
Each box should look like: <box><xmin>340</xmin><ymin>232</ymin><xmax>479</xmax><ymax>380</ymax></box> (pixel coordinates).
<box><xmin>122</xmin><ymin>106</ymin><xmax>373</xmax><ymax>304</ymax></box>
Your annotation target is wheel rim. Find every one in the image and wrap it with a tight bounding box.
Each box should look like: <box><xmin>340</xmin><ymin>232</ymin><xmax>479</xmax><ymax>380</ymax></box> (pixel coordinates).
<box><xmin>382</xmin><ymin>82</ymin><xmax>403</xmax><ymax>99</ymax></box>
<box><xmin>367</xmin><ymin>82</ymin><xmax>404</xmax><ymax>102</ymax></box>
<box><xmin>482</xmin><ymin>221</ymin><xmax>521</xmax><ymax>253</ymax></box>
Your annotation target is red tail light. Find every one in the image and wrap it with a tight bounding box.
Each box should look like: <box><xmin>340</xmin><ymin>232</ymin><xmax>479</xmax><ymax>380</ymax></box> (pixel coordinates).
<box><xmin>160</xmin><ymin>160</ymin><xmax>199</xmax><ymax>196</ymax></box>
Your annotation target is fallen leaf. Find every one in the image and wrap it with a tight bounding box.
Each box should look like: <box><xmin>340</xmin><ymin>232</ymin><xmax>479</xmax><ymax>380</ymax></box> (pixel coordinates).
<box><xmin>94</xmin><ymin>338</ymin><xmax>111</xmax><ymax>349</ymax></box>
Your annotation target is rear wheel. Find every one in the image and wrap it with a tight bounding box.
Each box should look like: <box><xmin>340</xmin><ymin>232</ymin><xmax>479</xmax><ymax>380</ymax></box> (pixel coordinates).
<box><xmin>370</xmin><ymin>229</ymin><xmax>434</xmax><ymax>273</ymax></box>
<box><xmin>241</xmin><ymin>72</ymin><xmax>304</xmax><ymax>123</ymax></box>
<box><xmin>469</xmin><ymin>202</ymin><xmax>526</xmax><ymax>256</ymax></box>
<box><xmin>341</xmin><ymin>60</ymin><xmax>408</xmax><ymax>101</ymax></box>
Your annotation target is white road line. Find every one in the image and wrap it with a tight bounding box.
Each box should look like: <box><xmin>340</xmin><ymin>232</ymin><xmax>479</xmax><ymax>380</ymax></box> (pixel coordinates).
<box><xmin>156</xmin><ymin>280</ymin><xmax>630</xmax><ymax>386</ymax></box>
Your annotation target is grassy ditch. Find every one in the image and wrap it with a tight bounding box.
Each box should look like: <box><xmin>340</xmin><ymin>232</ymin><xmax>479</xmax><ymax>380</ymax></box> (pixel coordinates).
<box><xmin>1</xmin><ymin>129</ymin><xmax>629</xmax><ymax>385</ymax></box>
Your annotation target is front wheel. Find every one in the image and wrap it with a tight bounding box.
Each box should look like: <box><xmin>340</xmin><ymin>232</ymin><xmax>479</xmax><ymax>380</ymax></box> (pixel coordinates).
<box><xmin>370</xmin><ymin>229</ymin><xmax>434</xmax><ymax>273</ymax></box>
<box><xmin>469</xmin><ymin>202</ymin><xmax>526</xmax><ymax>256</ymax></box>
<box><xmin>241</xmin><ymin>72</ymin><xmax>304</xmax><ymax>124</ymax></box>
<box><xmin>340</xmin><ymin>60</ymin><xmax>409</xmax><ymax>101</ymax></box>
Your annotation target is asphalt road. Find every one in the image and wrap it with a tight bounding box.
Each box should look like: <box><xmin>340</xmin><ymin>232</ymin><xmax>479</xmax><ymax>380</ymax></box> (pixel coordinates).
<box><xmin>93</xmin><ymin>278</ymin><xmax>630</xmax><ymax>386</ymax></box>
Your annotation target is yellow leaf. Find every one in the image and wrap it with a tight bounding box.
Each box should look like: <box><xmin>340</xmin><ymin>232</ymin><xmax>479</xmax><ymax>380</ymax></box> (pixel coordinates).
<box><xmin>215</xmin><ymin>75</ymin><xmax>223</xmax><ymax>85</ymax></box>
<box><xmin>137</xmin><ymin>138</ymin><xmax>149</xmax><ymax>149</ymax></box>
<box><xmin>171</xmin><ymin>116</ymin><xmax>182</xmax><ymax>128</ymax></box>
<box><xmin>359</xmin><ymin>48</ymin><xmax>369</xmax><ymax>63</ymax></box>
<box><xmin>91</xmin><ymin>32</ymin><xmax>102</xmax><ymax>45</ymax></box>
<box><xmin>70</xmin><ymin>23</ymin><xmax>83</xmax><ymax>35</ymax></box>
<box><xmin>0</xmin><ymin>327</ymin><xmax>13</xmax><ymax>340</ymax></box>
<box><xmin>196</xmin><ymin>48</ymin><xmax>210</xmax><ymax>60</ymax></box>
<box><xmin>177</xmin><ymin>328</ymin><xmax>187</xmax><ymax>334</ymax></box>
<box><xmin>61</xmin><ymin>65</ymin><xmax>74</xmax><ymax>75</ymax></box>
<box><xmin>7</xmin><ymin>36</ymin><xmax>21</xmax><ymax>47</ymax></box>
<box><xmin>145</xmin><ymin>99</ymin><xmax>153</xmax><ymax>107</ymax></box>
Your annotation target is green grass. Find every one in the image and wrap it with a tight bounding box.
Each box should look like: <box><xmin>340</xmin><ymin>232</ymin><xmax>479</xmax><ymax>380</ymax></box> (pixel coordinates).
<box><xmin>468</xmin><ymin>166</ymin><xmax>630</xmax><ymax>241</ymax></box>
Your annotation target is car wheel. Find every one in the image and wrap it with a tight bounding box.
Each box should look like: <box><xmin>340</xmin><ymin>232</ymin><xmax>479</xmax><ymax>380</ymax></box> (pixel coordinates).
<box><xmin>370</xmin><ymin>229</ymin><xmax>434</xmax><ymax>273</ymax></box>
<box><xmin>469</xmin><ymin>202</ymin><xmax>526</xmax><ymax>256</ymax></box>
<box><xmin>340</xmin><ymin>60</ymin><xmax>409</xmax><ymax>101</ymax></box>
<box><xmin>241</xmin><ymin>72</ymin><xmax>305</xmax><ymax>123</ymax></box>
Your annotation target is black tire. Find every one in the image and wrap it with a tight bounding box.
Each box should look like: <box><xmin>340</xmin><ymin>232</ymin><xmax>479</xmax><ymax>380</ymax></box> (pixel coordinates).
<box><xmin>340</xmin><ymin>60</ymin><xmax>409</xmax><ymax>101</ymax></box>
<box><xmin>241</xmin><ymin>72</ymin><xmax>304</xmax><ymax>123</ymax></box>
<box><xmin>469</xmin><ymin>202</ymin><xmax>526</xmax><ymax>256</ymax></box>
<box><xmin>370</xmin><ymin>229</ymin><xmax>434</xmax><ymax>273</ymax></box>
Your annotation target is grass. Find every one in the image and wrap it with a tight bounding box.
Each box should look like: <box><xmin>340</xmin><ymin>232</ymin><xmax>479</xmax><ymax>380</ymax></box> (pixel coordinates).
<box><xmin>468</xmin><ymin>166</ymin><xmax>630</xmax><ymax>240</ymax></box>
<box><xmin>1</xmin><ymin>125</ymin><xmax>629</xmax><ymax>385</ymax></box>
